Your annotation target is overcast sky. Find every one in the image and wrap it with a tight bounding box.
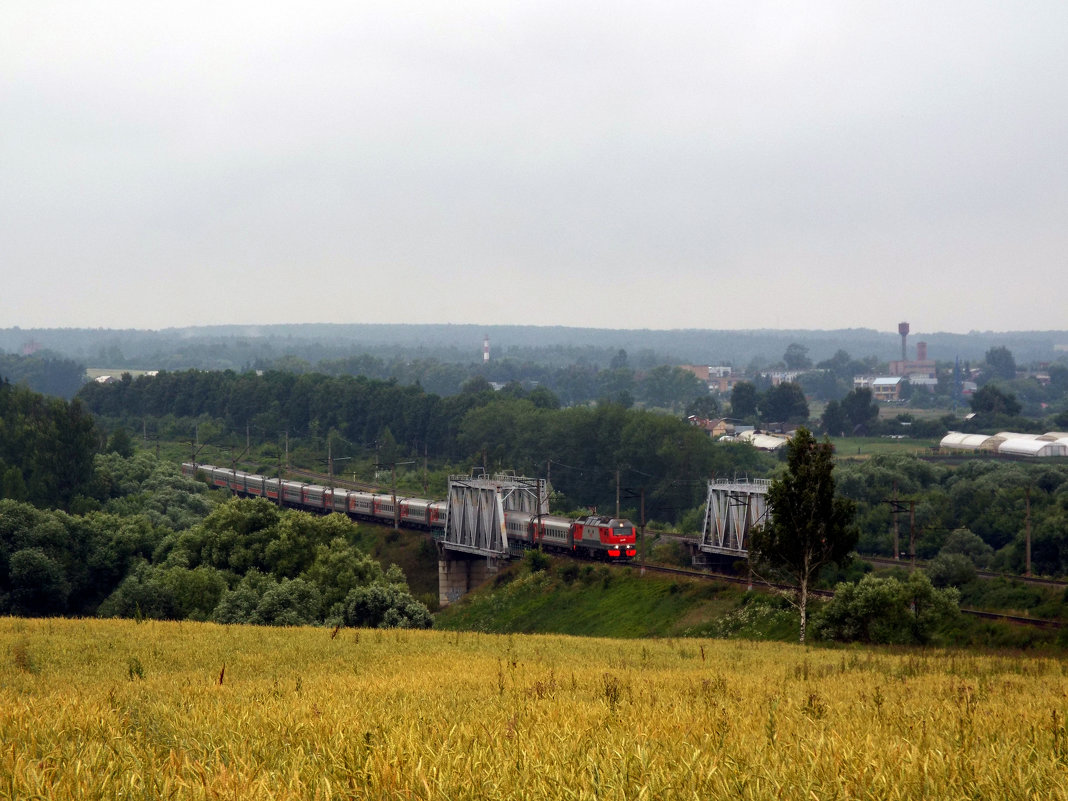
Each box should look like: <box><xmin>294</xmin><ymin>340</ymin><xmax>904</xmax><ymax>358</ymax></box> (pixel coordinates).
<box><xmin>2</xmin><ymin>1</ymin><xmax>1066</xmax><ymax>333</ymax></box>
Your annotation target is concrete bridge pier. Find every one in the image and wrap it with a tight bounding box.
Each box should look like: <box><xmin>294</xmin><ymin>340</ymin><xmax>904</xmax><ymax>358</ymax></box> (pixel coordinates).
<box><xmin>438</xmin><ymin>546</ymin><xmax>500</xmax><ymax>607</ymax></box>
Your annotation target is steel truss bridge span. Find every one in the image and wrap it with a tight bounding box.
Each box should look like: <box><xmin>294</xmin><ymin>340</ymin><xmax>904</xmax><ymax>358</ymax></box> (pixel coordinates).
<box><xmin>696</xmin><ymin>478</ymin><xmax>770</xmax><ymax>559</ymax></box>
<box><xmin>442</xmin><ymin>471</ymin><xmax>548</xmax><ymax>558</ymax></box>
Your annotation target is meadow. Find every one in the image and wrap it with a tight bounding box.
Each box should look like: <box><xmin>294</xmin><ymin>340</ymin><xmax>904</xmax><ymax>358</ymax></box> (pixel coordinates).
<box><xmin>3</xmin><ymin>617</ymin><xmax>1067</xmax><ymax>800</ymax></box>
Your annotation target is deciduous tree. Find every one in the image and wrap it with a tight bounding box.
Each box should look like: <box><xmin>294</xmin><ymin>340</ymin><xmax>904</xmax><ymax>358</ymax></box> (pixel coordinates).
<box><xmin>759</xmin><ymin>382</ymin><xmax>809</xmax><ymax>424</ymax></box>
<box><xmin>984</xmin><ymin>346</ymin><xmax>1017</xmax><ymax>382</ymax></box>
<box><xmin>970</xmin><ymin>384</ymin><xmax>1021</xmax><ymax>416</ymax></box>
<box><xmin>783</xmin><ymin>343</ymin><xmax>812</xmax><ymax>370</ymax></box>
<box><xmin>749</xmin><ymin>428</ymin><xmax>857</xmax><ymax>643</ymax></box>
<box><xmin>730</xmin><ymin>382</ymin><xmax>758</xmax><ymax>419</ymax></box>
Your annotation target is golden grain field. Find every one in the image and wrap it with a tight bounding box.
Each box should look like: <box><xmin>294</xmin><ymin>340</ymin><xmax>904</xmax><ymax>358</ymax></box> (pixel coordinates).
<box><xmin>2</xmin><ymin>617</ymin><xmax>1067</xmax><ymax>800</ymax></box>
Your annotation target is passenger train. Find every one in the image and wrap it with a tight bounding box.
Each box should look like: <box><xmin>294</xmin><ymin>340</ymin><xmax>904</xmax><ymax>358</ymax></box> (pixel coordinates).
<box><xmin>182</xmin><ymin>463</ymin><xmax>638</xmax><ymax>561</ymax></box>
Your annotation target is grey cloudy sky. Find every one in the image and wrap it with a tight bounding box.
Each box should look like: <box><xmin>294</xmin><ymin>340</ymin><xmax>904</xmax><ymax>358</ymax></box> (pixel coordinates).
<box><xmin>2</xmin><ymin>1</ymin><xmax>1066</xmax><ymax>333</ymax></box>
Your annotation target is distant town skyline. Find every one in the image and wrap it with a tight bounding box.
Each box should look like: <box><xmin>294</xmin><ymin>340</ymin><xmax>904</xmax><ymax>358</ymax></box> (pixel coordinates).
<box><xmin>3</xmin><ymin>1</ymin><xmax>1066</xmax><ymax>333</ymax></box>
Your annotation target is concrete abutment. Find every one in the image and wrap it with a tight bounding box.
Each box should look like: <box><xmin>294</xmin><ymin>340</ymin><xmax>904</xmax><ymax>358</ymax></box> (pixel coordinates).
<box><xmin>438</xmin><ymin>546</ymin><xmax>501</xmax><ymax>607</ymax></box>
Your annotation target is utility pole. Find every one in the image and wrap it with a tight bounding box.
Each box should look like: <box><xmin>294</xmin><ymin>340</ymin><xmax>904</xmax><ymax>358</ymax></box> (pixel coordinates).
<box><xmin>622</xmin><ymin>486</ymin><xmax>646</xmax><ymax>576</ymax></box>
<box><xmin>616</xmin><ymin>469</ymin><xmax>621</xmax><ymax>519</ymax></box>
<box><xmin>885</xmin><ymin>491</ymin><xmax>915</xmax><ymax>565</ymax></box>
<box><xmin>536</xmin><ymin>477</ymin><xmax>544</xmax><ymax>551</ymax></box>
<box><xmin>230</xmin><ymin>440</ymin><xmax>250</xmax><ymax>489</ymax></box>
<box><xmin>639</xmin><ymin>487</ymin><xmax>645</xmax><ymax>577</ymax></box>
<box><xmin>277</xmin><ymin>451</ymin><xmax>283</xmax><ymax>507</ymax></box>
<box><xmin>189</xmin><ymin>435</ymin><xmax>210</xmax><ymax>477</ymax></box>
<box><xmin>892</xmin><ymin>481</ymin><xmax>900</xmax><ymax>559</ymax></box>
<box><xmin>1025</xmin><ymin>485</ymin><xmax>1033</xmax><ymax>577</ymax></box>
<box><xmin>909</xmin><ymin>500</ymin><xmax>916</xmax><ymax>568</ymax></box>
<box><xmin>380</xmin><ymin>460</ymin><xmax>415</xmax><ymax>530</ymax></box>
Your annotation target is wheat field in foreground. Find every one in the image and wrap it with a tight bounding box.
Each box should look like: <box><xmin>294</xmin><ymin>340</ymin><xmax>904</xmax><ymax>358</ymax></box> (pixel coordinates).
<box><xmin>2</xmin><ymin>617</ymin><xmax>1067</xmax><ymax>800</ymax></box>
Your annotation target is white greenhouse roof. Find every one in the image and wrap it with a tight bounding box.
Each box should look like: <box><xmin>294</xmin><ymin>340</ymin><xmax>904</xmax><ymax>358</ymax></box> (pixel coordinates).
<box><xmin>998</xmin><ymin>438</ymin><xmax>1068</xmax><ymax>457</ymax></box>
<box><xmin>940</xmin><ymin>432</ymin><xmax>1002</xmax><ymax>451</ymax></box>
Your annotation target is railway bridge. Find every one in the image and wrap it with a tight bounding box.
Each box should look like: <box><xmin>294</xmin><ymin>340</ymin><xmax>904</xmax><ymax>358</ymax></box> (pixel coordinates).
<box><xmin>691</xmin><ymin>478</ymin><xmax>770</xmax><ymax>565</ymax></box>
<box><xmin>436</xmin><ymin>471</ymin><xmax>549</xmax><ymax>606</ymax></box>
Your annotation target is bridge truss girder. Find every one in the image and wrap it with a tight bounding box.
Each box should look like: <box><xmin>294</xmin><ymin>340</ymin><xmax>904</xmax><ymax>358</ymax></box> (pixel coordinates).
<box><xmin>443</xmin><ymin>473</ymin><xmax>549</xmax><ymax>558</ymax></box>
<box><xmin>698</xmin><ymin>479</ymin><xmax>771</xmax><ymax>557</ymax></box>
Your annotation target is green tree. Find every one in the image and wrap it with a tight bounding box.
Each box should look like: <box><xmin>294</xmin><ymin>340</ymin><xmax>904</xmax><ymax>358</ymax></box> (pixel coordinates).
<box><xmin>820</xmin><ymin>400</ymin><xmax>846</xmax><ymax>436</ymax></box>
<box><xmin>730</xmin><ymin>382</ymin><xmax>758</xmax><ymax>419</ymax></box>
<box><xmin>984</xmin><ymin>346</ymin><xmax>1017</xmax><ymax>382</ymax></box>
<box><xmin>106</xmin><ymin>427</ymin><xmax>135</xmax><ymax>458</ymax></box>
<box><xmin>97</xmin><ymin>560</ymin><xmax>178</xmax><ymax>620</ymax></box>
<box><xmin>783</xmin><ymin>343</ymin><xmax>812</xmax><ymax>370</ymax></box>
<box><xmin>749</xmin><ymin>428</ymin><xmax>857</xmax><ymax>643</ymax></box>
<box><xmin>685</xmin><ymin>395</ymin><xmax>720</xmax><ymax>419</ymax></box>
<box><xmin>2</xmin><ymin>467</ymin><xmax>28</xmax><ymax>502</ymax></box>
<box><xmin>840</xmin><ymin>388</ymin><xmax>879</xmax><ymax>433</ymax></box>
<box><xmin>938</xmin><ymin>528</ymin><xmax>994</xmax><ymax>568</ymax></box>
<box><xmin>7</xmin><ymin>547</ymin><xmax>71</xmax><ymax>616</ymax></box>
<box><xmin>970</xmin><ymin>384</ymin><xmax>1021</xmax><ymax>416</ymax></box>
<box><xmin>302</xmin><ymin>537</ymin><xmax>389</xmax><ymax>614</ymax></box>
<box><xmin>759</xmin><ymin>382</ymin><xmax>809</xmax><ymax>424</ymax></box>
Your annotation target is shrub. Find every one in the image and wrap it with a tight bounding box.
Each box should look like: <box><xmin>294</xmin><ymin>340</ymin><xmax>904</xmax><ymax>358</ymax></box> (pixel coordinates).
<box><xmin>926</xmin><ymin>552</ymin><xmax>977</xmax><ymax>588</ymax></box>
<box><xmin>813</xmin><ymin>572</ymin><xmax>959</xmax><ymax>645</ymax></box>
<box><xmin>342</xmin><ymin>583</ymin><xmax>432</xmax><ymax>629</ymax></box>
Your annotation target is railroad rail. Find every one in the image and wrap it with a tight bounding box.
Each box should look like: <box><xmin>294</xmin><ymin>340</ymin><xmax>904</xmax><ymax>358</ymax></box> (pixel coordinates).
<box><xmin>281</xmin><ymin>467</ymin><xmax>381</xmax><ymax>493</ymax></box>
<box><xmin>628</xmin><ymin>561</ymin><xmax>1066</xmax><ymax>630</ymax></box>
<box><xmin>860</xmin><ymin>554</ymin><xmax>1068</xmax><ymax>589</ymax></box>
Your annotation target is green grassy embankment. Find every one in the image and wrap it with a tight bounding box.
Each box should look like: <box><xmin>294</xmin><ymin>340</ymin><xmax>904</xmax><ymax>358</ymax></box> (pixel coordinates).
<box><xmin>433</xmin><ymin>553</ymin><xmax>1068</xmax><ymax>649</ymax></box>
<box><xmin>434</xmin><ymin>555</ymin><xmax>800</xmax><ymax>639</ymax></box>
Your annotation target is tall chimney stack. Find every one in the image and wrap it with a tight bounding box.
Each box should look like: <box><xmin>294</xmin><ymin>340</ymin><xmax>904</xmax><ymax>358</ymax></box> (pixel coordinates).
<box><xmin>898</xmin><ymin>322</ymin><xmax>910</xmax><ymax>362</ymax></box>
<box><xmin>483</xmin><ymin>334</ymin><xmax>490</xmax><ymax>363</ymax></box>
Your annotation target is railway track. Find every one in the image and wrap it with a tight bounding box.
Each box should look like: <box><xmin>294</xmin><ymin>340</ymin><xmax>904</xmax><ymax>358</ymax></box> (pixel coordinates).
<box><xmin>629</xmin><ymin>561</ymin><xmax>1066</xmax><ymax>630</ymax></box>
<box><xmin>281</xmin><ymin>467</ymin><xmax>382</xmax><ymax>493</ymax></box>
<box><xmin>860</xmin><ymin>554</ymin><xmax>1068</xmax><ymax>589</ymax></box>
<box><xmin>650</xmin><ymin>535</ymin><xmax>1068</xmax><ymax>589</ymax></box>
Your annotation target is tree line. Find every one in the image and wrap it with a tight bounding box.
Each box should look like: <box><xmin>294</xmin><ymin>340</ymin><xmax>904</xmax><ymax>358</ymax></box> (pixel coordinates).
<box><xmin>77</xmin><ymin>369</ymin><xmax>772</xmax><ymax>523</ymax></box>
